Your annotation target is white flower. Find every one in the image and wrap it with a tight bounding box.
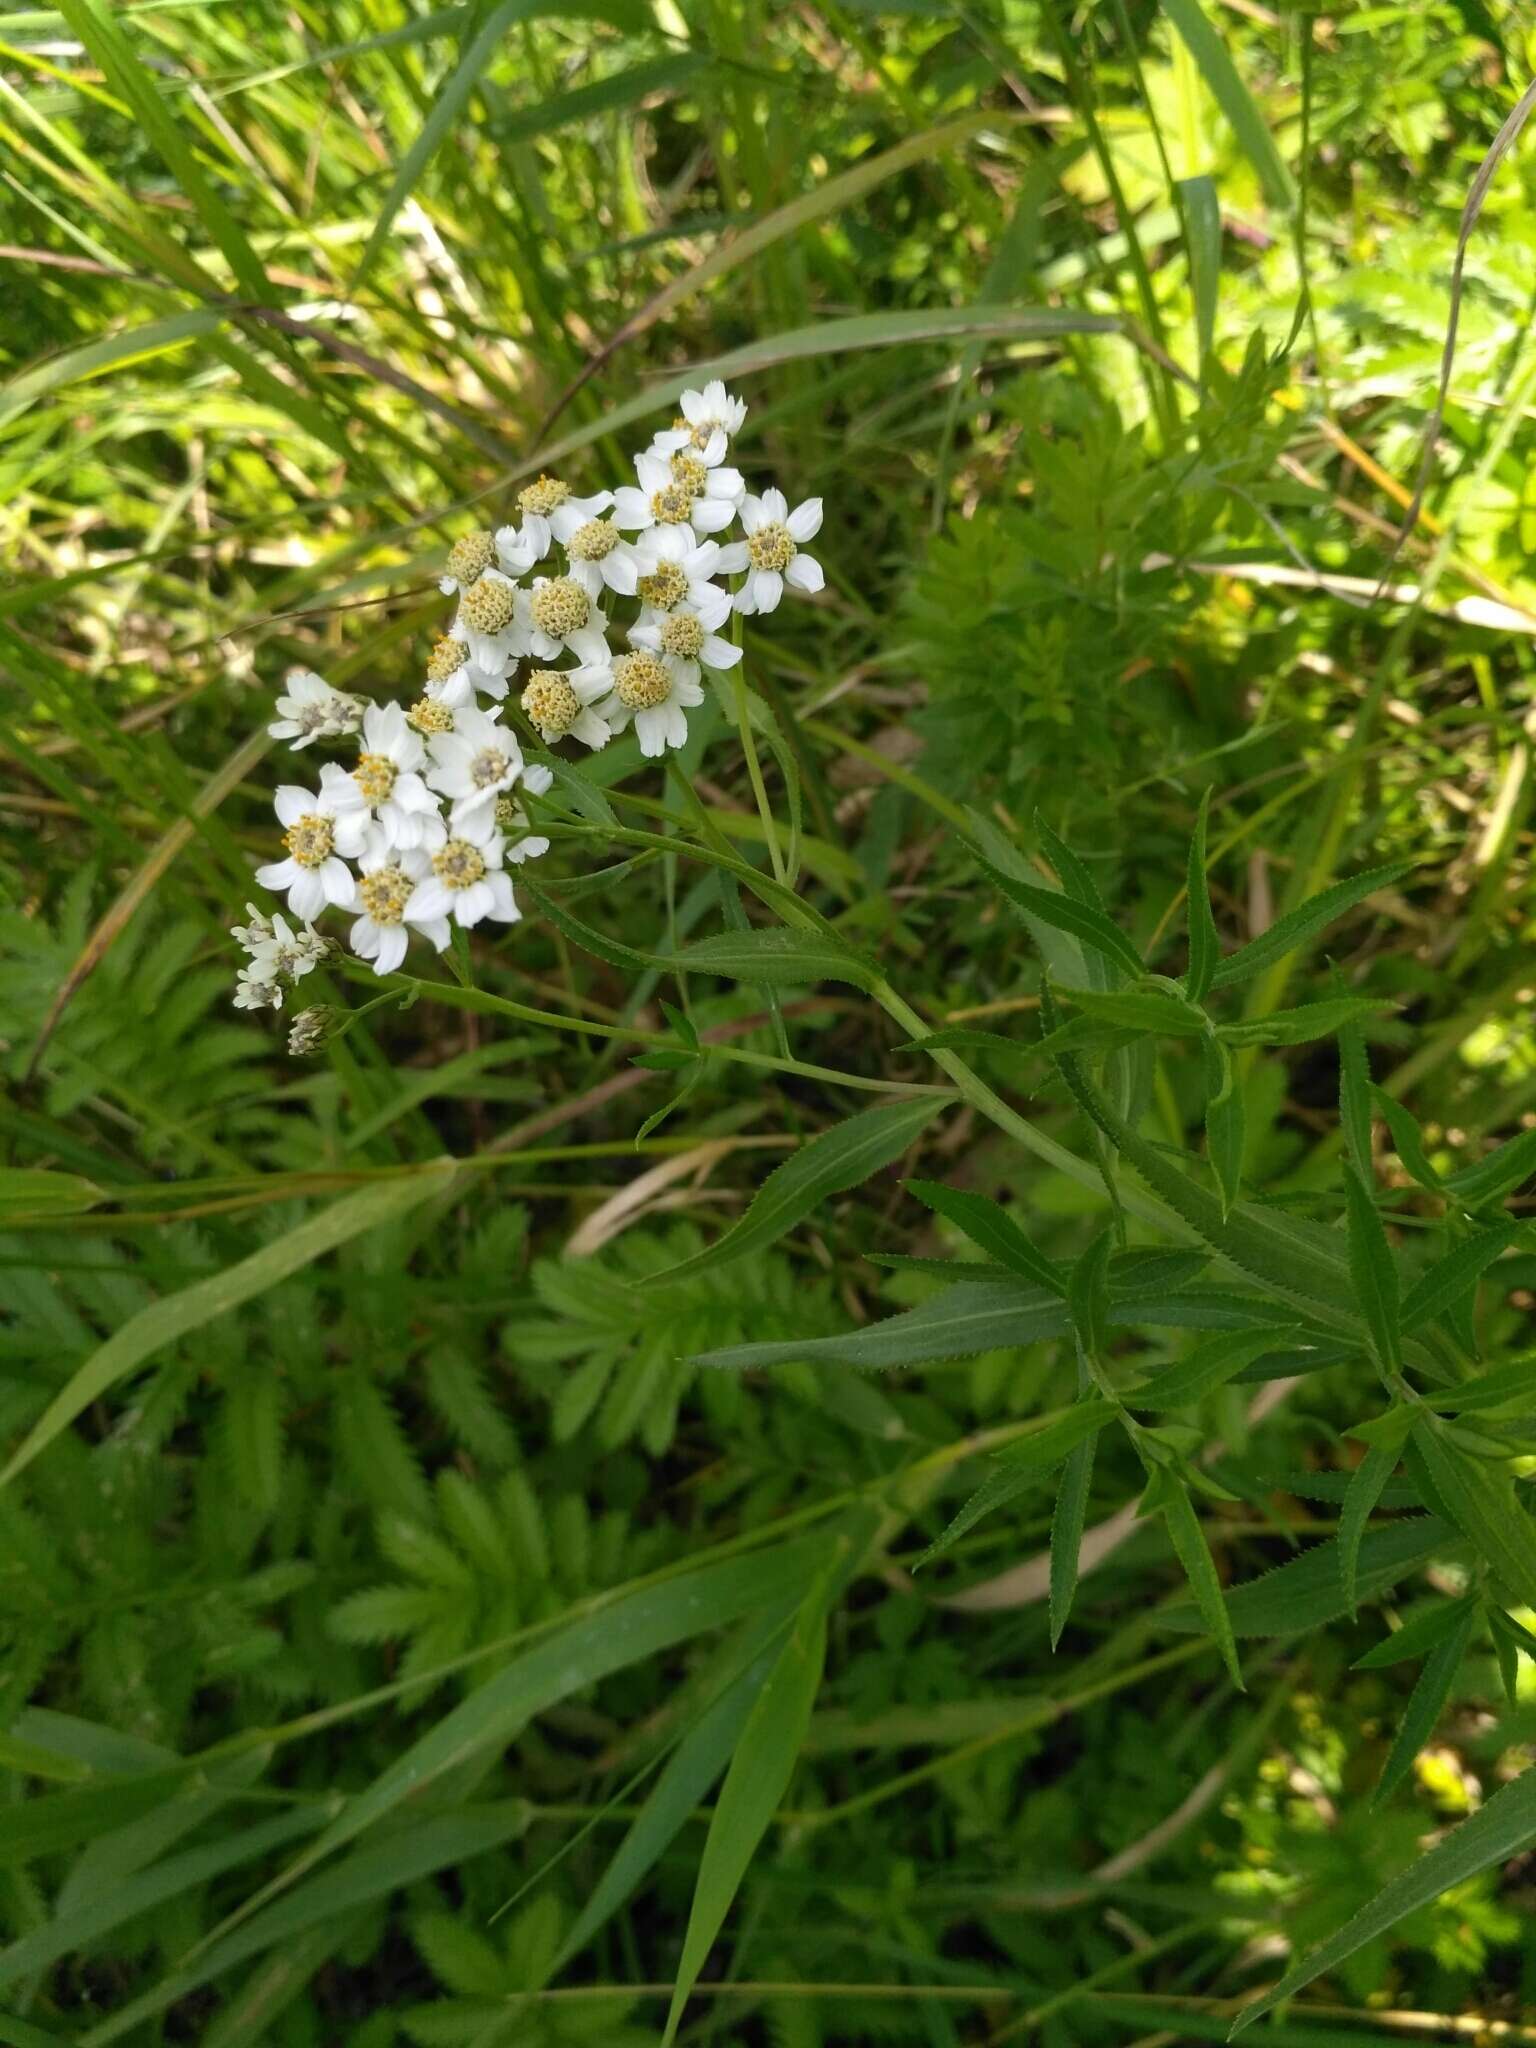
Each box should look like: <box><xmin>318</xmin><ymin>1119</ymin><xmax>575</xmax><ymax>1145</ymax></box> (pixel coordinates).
<box><xmin>629</xmin><ymin>611</ymin><xmax>740</xmax><ymax>691</ymax></box>
<box><xmin>494</xmin><ymin>766</ymin><xmax>553</xmax><ymax>866</ymax></box>
<box><xmin>230</xmin><ymin>903</ymin><xmax>274</xmax><ymax>952</ymax></box>
<box><xmin>333</xmin><ymin>702</ymin><xmax>443</xmax><ymax>853</ymax></box>
<box><xmin>519</xmin><ymin>574</ymin><xmax>610</xmax><ymax>666</ymax></box>
<box><xmin>268</xmin><ymin>669</ymin><xmax>363</xmax><ymax>750</ymax></box>
<box><xmin>256</xmin><ymin>769</ymin><xmax>368</xmax><ymax>918</ymax></box>
<box><xmin>425</xmin><ymin>703</ymin><xmax>529</xmax><ymax>824</ymax></box>
<box><xmin>233</xmin><ymin>964</ymin><xmax>282</xmax><ymax>1011</ymax></box>
<box><xmin>505</xmin><ymin>473</ymin><xmax>575</xmax><ymax>563</ymax></box>
<box><xmin>402</xmin><ymin>805</ymin><xmax>522</xmax><ymax>934</ymax></box>
<box><xmin>438</xmin><ymin>530</ymin><xmax>499</xmax><ymax>597</ymax></box>
<box><xmin>726</xmin><ymin>490</ymin><xmax>824</xmax><ymax>614</ymax></box>
<box><xmin>612</xmin><ymin>450</ymin><xmax>739</xmax><ymax>541</ymax></box>
<box><xmin>454</xmin><ymin>568</ymin><xmax>528</xmax><ymax>673</ymax></box>
<box><xmin>632</xmin><ymin>527</ymin><xmax>732</xmax><ymax>630</ymax></box>
<box><xmin>493</xmin><ymin>523</ymin><xmax>539</xmax><ymax>577</ymax></box>
<box><xmin>550</xmin><ymin>492</ymin><xmax>639</xmax><ymax>599</ymax></box>
<box><xmin>650</xmin><ymin>379</ymin><xmax>748</xmax><ymax>461</ymax></box>
<box><xmin>350</xmin><ymin>845</ymin><xmax>442</xmax><ymax>974</ymax></box>
<box><xmin>597</xmin><ymin>650</ymin><xmax>704</xmax><ymax>759</ymax></box>
<box><xmin>519</xmin><ymin>663</ymin><xmax>613</xmax><ymax>750</ymax></box>
<box><xmin>249</xmin><ymin>911</ymin><xmax>329</xmax><ymax>981</ymax></box>
<box><xmin>424</xmin><ymin>630</ymin><xmax>507</xmax><ymax>707</ymax></box>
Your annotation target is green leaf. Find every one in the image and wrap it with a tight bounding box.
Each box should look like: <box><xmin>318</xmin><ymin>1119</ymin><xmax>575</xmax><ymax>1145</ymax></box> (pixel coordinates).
<box><xmin>0</xmin><ymin>1169</ymin><xmax>104</xmax><ymax>1223</ymax></box>
<box><xmin>1159</xmin><ymin>0</ymin><xmax>1297</xmax><ymax>212</ymax></box>
<box><xmin>1056</xmin><ymin>984</ymin><xmax>1208</xmax><ymax>1037</ymax></box>
<box><xmin>1207</xmin><ymin>861</ymin><xmax>1414</xmax><ymax>992</ymax></box>
<box><xmin>1229</xmin><ymin>1764</ymin><xmax>1536</xmax><ymax>2033</ymax></box>
<box><xmin>1217</xmin><ymin>996</ymin><xmax>1388</xmax><ymax>1048</ymax></box>
<box><xmin>1184</xmin><ymin>788</ymin><xmax>1219</xmax><ymax>1003</ymax></box>
<box><xmin>906</xmin><ymin>1180</ymin><xmax>1066</xmax><ymax>1294</ymax></box>
<box><xmin>1338</xmin><ymin>999</ymin><xmax>1374</xmax><ymax>1186</ymax></box>
<box><xmin>1147</xmin><ymin>1468</ymin><xmax>1243</xmax><ymax>1688</ymax></box>
<box><xmin>1034</xmin><ymin>814</ymin><xmax>1108</xmax><ymax>911</ymax></box>
<box><xmin>660</xmin><ymin>927</ymin><xmax>877</xmax><ymax>990</ymax></box>
<box><xmin>1069</xmin><ymin>1229</ymin><xmax>1115</xmax><ymax>1363</ymax></box>
<box><xmin>1400</xmin><ymin>1222</ymin><xmax>1518</xmax><ymax>1334</ymax></box>
<box><xmin>0</xmin><ymin>1163</ymin><xmax>458</xmax><ymax>1492</ymax></box>
<box><xmin>1129</xmin><ymin>1327</ymin><xmax>1298</xmax><ymax>1409</ymax></box>
<box><xmin>1180</xmin><ymin>174</ymin><xmax>1222</xmax><ymax>363</ymax></box>
<box><xmin>1340</xmin><ymin>1440</ymin><xmax>1403</xmax><ymax>1619</ymax></box>
<box><xmin>1372</xmin><ymin>1087</ymin><xmax>1444</xmax><ymax>1194</ymax></box>
<box><xmin>974</xmin><ymin>852</ymin><xmax>1146</xmax><ymax>979</ymax></box>
<box><xmin>914</xmin><ymin>1403</ymin><xmax>1116</xmax><ymax>1569</ymax></box>
<box><xmin>1342</xmin><ymin>1164</ymin><xmax>1401</xmax><ymax>1375</ymax></box>
<box><xmin>896</xmin><ymin>1027</ymin><xmax>1028</xmax><ymax>1059</ymax></box>
<box><xmin>1163</xmin><ymin>1518</ymin><xmax>1456</xmax><ymax>1638</ymax></box>
<box><xmin>691</xmin><ymin>1278</ymin><xmax>1067</xmax><ymax>1373</ymax></box>
<box><xmin>1441</xmin><ymin>1125</ymin><xmax>1536</xmax><ymax>1208</ymax></box>
<box><xmin>1374</xmin><ymin>1598</ymin><xmax>1479</xmax><ymax>1806</ymax></box>
<box><xmin>1428</xmin><ymin>1354</ymin><xmax>1536</xmax><ymax>1414</ymax></box>
<box><xmin>1413</xmin><ymin>1424</ymin><xmax>1536</xmax><ymax>1608</ymax></box>
<box><xmin>658</xmin><ymin>1095</ymin><xmax>948</xmax><ymax>1279</ymax></box>
<box><xmin>1049</xmin><ymin>1428</ymin><xmax>1097</xmax><ymax>1650</ymax></box>
<box><xmin>663</xmin><ymin>1572</ymin><xmax>834</xmax><ymax>2044</ymax></box>
<box><xmin>521</xmin><ymin>878</ymin><xmax>655</xmax><ymax>974</ymax></box>
<box><xmin>1353</xmin><ymin>1591</ymin><xmax>1476</xmax><ymax>1670</ymax></box>
<box><xmin>1204</xmin><ymin>1036</ymin><xmax>1245</xmax><ymax>1218</ymax></box>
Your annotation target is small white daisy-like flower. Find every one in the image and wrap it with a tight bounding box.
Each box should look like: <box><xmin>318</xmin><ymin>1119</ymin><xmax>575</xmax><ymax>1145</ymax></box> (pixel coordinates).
<box><xmin>520</xmin><ymin>663</ymin><xmax>613</xmax><ymax>750</ymax></box>
<box><xmin>268</xmin><ymin>669</ymin><xmax>364</xmax><ymax>750</ymax></box>
<box><xmin>612</xmin><ymin>450</ymin><xmax>739</xmax><ymax>541</ymax></box>
<box><xmin>493</xmin><ymin>523</ymin><xmax>539</xmax><ymax>578</ymax></box>
<box><xmin>438</xmin><ymin>530</ymin><xmax>499</xmax><ymax>597</ymax></box>
<box><xmin>629</xmin><ymin>610</ymin><xmax>741</xmax><ymax>691</ymax></box>
<box><xmin>250</xmin><ymin>910</ymin><xmax>330</xmax><ymax>982</ymax></box>
<box><xmin>520</xmin><ymin>574</ymin><xmax>611</xmax><ymax>666</ymax></box>
<box><xmin>650</xmin><ymin>379</ymin><xmax>748</xmax><ymax>461</ymax></box>
<box><xmin>424</xmin><ymin>630</ymin><xmax>508</xmax><ymax>708</ymax></box>
<box><xmin>256</xmin><ymin>769</ymin><xmax>369</xmax><ymax>918</ymax></box>
<box><xmin>726</xmin><ymin>490</ymin><xmax>824</xmax><ymax>614</ymax></box>
<box><xmin>494</xmin><ymin>763</ymin><xmax>553</xmax><ymax>865</ymax></box>
<box><xmin>454</xmin><ymin>567</ymin><xmax>529</xmax><ymax>674</ymax></box>
<box><xmin>505</xmin><ymin>473</ymin><xmax>574</xmax><ymax>563</ymax></box>
<box><xmin>233</xmin><ymin>964</ymin><xmax>282</xmax><ymax>1012</ymax></box>
<box><xmin>230</xmin><ymin>903</ymin><xmax>275</xmax><ymax>953</ymax></box>
<box><xmin>402</xmin><ymin>805</ymin><xmax>522</xmax><ymax>934</ymax></box>
<box><xmin>333</xmin><ymin>702</ymin><xmax>443</xmax><ymax>853</ymax></box>
<box><xmin>597</xmin><ymin>650</ymin><xmax>704</xmax><ymax>759</ymax></box>
<box><xmin>550</xmin><ymin>492</ymin><xmax>639</xmax><ymax>600</ymax></box>
<box><xmin>350</xmin><ymin>845</ymin><xmax>442</xmax><ymax>974</ymax></box>
<box><xmin>632</xmin><ymin>528</ymin><xmax>732</xmax><ymax>629</ymax></box>
<box><xmin>425</xmin><ymin>703</ymin><xmax>528</xmax><ymax>824</ymax></box>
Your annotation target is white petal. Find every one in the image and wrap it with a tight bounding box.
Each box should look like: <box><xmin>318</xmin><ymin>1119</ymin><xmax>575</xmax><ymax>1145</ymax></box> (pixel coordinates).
<box><xmin>602</xmin><ymin>553</ymin><xmax>638</xmax><ymax>595</ymax></box>
<box><xmin>705</xmin><ymin>466</ymin><xmax>743</xmax><ymax>499</ymax></box>
<box><xmin>611</xmin><ymin>487</ymin><xmax>649</xmax><ymax>528</ymax></box>
<box><xmin>288</xmin><ymin>870</ymin><xmax>326</xmax><ymax>920</ymax></box>
<box><xmin>629</xmin><ymin>623</ymin><xmax>663</xmax><ymax>652</ymax></box>
<box><xmin>406</xmin><ymin>878</ymin><xmax>453</xmax><ymax>923</ymax></box>
<box><xmin>785</xmin><ymin>552</ymin><xmax>824</xmax><ymax>593</ymax></box>
<box><xmin>571</xmin><ymin>709</ymin><xmax>611</xmax><ymax>750</ymax></box>
<box><xmin>255</xmin><ymin>858</ymin><xmax>298</xmax><ymax>890</ymax></box>
<box><xmin>689</xmin><ymin>498</ymin><xmax>735</xmax><ymax>533</ymax></box>
<box><xmin>712</xmin><ymin>541</ymin><xmax>749</xmax><ymax>575</ymax></box>
<box><xmin>320</xmin><ymin>858</ymin><xmax>356</xmax><ymax>908</ymax></box>
<box><xmin>273</xmin><ymin>786</ymin><xmax>309</xmax><ymax>828</ymax></box>
<box><xmin>375</xmin><ymin>926</ymin><xmax>409</xmax><ymax>976</ymax></box>
<box><xmin>457</xmin><ymin>880</ymin><xmax>495</xmax><ymax>927</ymax></box>
<box><xmin>753</xmin><ymin>568</ymin><xmax>783</xmax><ymax>613</ymax></box>
<box><xmin>761</xmin><ymin>487</ymin><xmax>788</xmax><ymax>523</ymax></box>
<box><xmin>487</xmin><ymin>871</ymin><xmax>521</xmax><ymax>917</ymax></box>
<box><xmin>787</xmin><ymin>497</ymin><xmax>823</xmax><ymax>542</ymax></box>
<box><xmin>521</xmin><ymin>762</ymin><xmax>554</xmax><ymax>795</ymax></box>
<box><xmin>663</xmin><ymin>699</ymin><xmax>689</xmax><ymax>749</ymax></box>
<box><xmin>701</xmin><ymin>633</ymin><xmax>741</xmax><ymax>669</ymax></box>
<box><xmin>693</xmin><ymin>584</ymin><xmax>732</xmax><ymax>630</ymax></box>
<box><xmin>633</xmin><ymin>705</ymin><xmax>670</xmax><ymax>757</ymax></box>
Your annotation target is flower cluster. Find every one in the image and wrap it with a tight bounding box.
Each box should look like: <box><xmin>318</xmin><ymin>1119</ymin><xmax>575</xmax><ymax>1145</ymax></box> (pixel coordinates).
<box><xmin>237</xmin><ymin>381</ymin><xmax>822</xmax><ymax>1006</ymax></box>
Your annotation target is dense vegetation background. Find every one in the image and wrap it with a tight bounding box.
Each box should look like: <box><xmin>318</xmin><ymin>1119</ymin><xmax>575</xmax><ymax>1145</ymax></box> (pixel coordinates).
<box><xmin>7</xmin><ymin>1</ymin><xmax>1536</xmax><ymax>2041</ymax></box>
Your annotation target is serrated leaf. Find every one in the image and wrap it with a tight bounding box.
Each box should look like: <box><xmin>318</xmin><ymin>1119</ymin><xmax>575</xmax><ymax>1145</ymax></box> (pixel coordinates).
<box><xmin>1049</xmin><ymin>1427</ymin><xmax>1096</xmax><ymax>1651</ymax></box>
<box><xmin>1413</xmin><ymin>1424</ymin><xmax>1536</xmax><ymax>1608</ymax></box>
<box><xmin>1056</xmin><ymin>983</ymin><xmax>1208</xmax><ymax>1037</ymax></box>
<box><xmin>974</xmin><ymin>851</ymin><xmax>1146</xmax><ymax>979</ymax></box>
<box><xmin>1204</xmin><ymin>1037</ymin><xmax>1245</xmax><ymax>1218</ymax></box>
<box><xmin>915</xmin><ymin>1402</ymin><xmax>1116</xmax><ymax>1569</ymax></box>
<box><xmin>1230</xmin><ymin>1762</ymin><xmax>1536</xmax><ymax>2033</ymax></box>
<box><xmin>1442</xmin><ymin>1125</ymin><xmax>1536</xmax><ymax>1208</ymax></box>
<box><xmin>1207</xmin><ymin>860</ymin><xmax>1414</xmax><ymax>992</ymax></box>
<box><xmin>1371</xmin><ymin>1086</ymin><xmax>1444</xmax><ymax>1194</ymax></box>
<box><xmin>1218</xmin><ymin>996</ymin><xmax>1388</xmax><ymax>1048</ymax></box>
<box><xmin>1147</xmin><ymin>1469</ymin><xmax>1243</xmax><ymax>1688</ymax></box>
<box><xmin>1353</xmin><ymin>1591</ymin><xmax>1476</xmax><ymax>1670</ymax></box>
<box><xmin>1428</xmin><ymin>1354</ymin><xmax>1536</xmax><ymax>1414</ymax></box>
<box><xmin>661</xmin><ymin>928</ymin><xmax>877</xmax><ymax>990</ymax></box>
<box><xmin>691</xmin><ymin>1278</ymin><xmax>1067</xmax><ymax>1373</ymax></box>
<box><xmin>1163</xmin><ymin>1517</ymin><xmax>1456</xmax><ymax>1638</ymax></box>
<box><xmin>897</xmin><ymin>1027</ymin><xmax>1027</xmax><ymax>1058</ymax></box>
<box><xmin>1340</xmin><ymin>1440</ymin><xmax>1402</xmax><ymax>1619</ymax></box>
<box><xmin>1184</xmin><ymin>789</ymin><xmax>1219</xmax><ymax>1004</ymax></box>
<box><xmin>1129</xmin><ymin>1327</ymin><xmax>1298</xmax><ymax>1409</ymax></box>
<box><xmin>1069</xmin><ymin>1229</ymin><xmax>1114</xmax><ymax>1361</ymax></box>
<box><xmin>1343</xmin><ymin>1164</ymin><xmax>1401</xmax><ymax>1374</ymax></box>
<box><xmin>1373</xmin><ymin>1598</ymin><xmax>1478</xmax><ymax>1806</ymax></box>
<box><xmin>1338</xmin><ymin>995</ymin><xmax>1374</xmax><ymax>1185</ymax></box>
<box><xmin>1401</xmin><ymin>1222</ymin><xmax>1518</xmax><ymax>1334</ymax></box>
<box><xmin>657</xmin><ymin>1094</ymin><xmax>947</xmax><ymax>1280</ymax></box>
<box><xmin>906</xmin><ymin>1180</ymin><xmax>1065</xmax><ymax>1294</ymax></box>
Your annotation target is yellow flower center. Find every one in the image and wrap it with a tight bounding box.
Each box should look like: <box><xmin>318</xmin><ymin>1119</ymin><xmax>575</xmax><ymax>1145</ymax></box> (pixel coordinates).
<box><xmin>408</xmin><ymin>696</ymin><xmax>454</xmax><ymax>734</ymax></box>
<box><xmin>470</xmin><ymin>743</ymin><xmax>513</xmax><ymax>789</ymax></box>
<box><xmin>446</xmin><ymin>532</ymin><xmax>495</xmax><ymax>584</ymax></box>
<box><xmin>649</xmin><ymin>484</ymin><xmax>694</xmax><ymax>525</ymax></box>
<box><xmin>461</xmin><ymin>577</ymin><xmax>514</xmax><ymax>634</ymax></box>
<box><xmin>659</xmin><ymin>613</ymin><xmax>704</xmax><ymax>659</ymax></box>
<box><xmin>673</xmin><ymin>415</ymin><xmax>715</xmax><ymax>451</ymax></box>
<box><xmin>637</xmin><ymin>561</ymin><xmax>687</xmax><ymax>611</ymax></box>
<box><xmin>283</xmin><ymin>814</ymin><xmax>334</xmax><ymax>868</ymax></box>
<box><xmin>358</xmin><ymin>865</ymin><xmax>411</xmax><ymax>924</ymax></box>
<box><xmin>427</xmin><ymin>635</ymin><xmax>467</xmax><ymax>684</ymax></box>
<box><xmin>614</xmin><ymin>652</ymin><xmax>671</xmax><ymax>711</ymax></box>
<box><xmin>522</xmin><ymin>671</ymin><xmax>581</xmax><ymax>731</ymax></box>
<box><xmin>353</xmin><ymin>752</ymin><xmax>396</xmax><ymax>805</ymax></box>
<box><xmin>568</xmin><ymin>518</ymin><xmax>619</xmax><ymax>561</ymax></box>
<box><xmin>433</xmin><ymin>839</ymin><xmax>487</xmax><ymax>890</ymax></box>
<box><xmin>747</xmin><ymin>522</ymin><xmax>795</xmax><ymax>573</ymax></box>
<box><xmin>519</xmin><ymin>474</ymin><xmax>569</xmax><ymax>518</ymax></box>
<box><xmin>669</xmin><ymin>451</ymin><xmax>707</xmax><ymax>496</ymax></box>
<box><xmin>530</xmin><ymin>577</ymin><xmax>590</xmax><ymax>639</ymax></box>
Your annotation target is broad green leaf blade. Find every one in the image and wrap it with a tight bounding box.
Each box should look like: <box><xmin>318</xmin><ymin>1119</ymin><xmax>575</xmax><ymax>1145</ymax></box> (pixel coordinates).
<box><xmin>1340</xmin><ymin>1440</ymin><xmax>1402</xmax><ymax>1618</ymax></box>
<box><xmin>1184</xmin><ymin>788</ymin><xmax>1219</xmax><ymax>1003</ymax></box>
<box><xmin>663</xmin><ymin>1576</ymin><xmax>833</xmax><ymax>2044</ymax></box>
<box><xmin>1218</xmin><ymin>996</ymin><xmax>1387</xmax><ymax>1048</ymax></box>
<box><xmin>658</xmin><ymin>1095</ymin><xmax>948</xmax><ymax>1280</ymax></box>
<box><xmin>1207</xmin><ymin>861</ymin><xmax>1414</xmax><ymax>992</ymax></box>
<box><xmin>915</xmin><ymin>1402</ymin><xmax>1115</xmax><ymax>1569</ymax></box>
<box><xmin>1342</xmin><ymin>1164</ymin><xmax>1401</xmax><ymax>1374</ymax></box>
<box><xmin>1413</xmin><ymin>1424</ymin><xmax>1536</xmax><ymax>1609</ymax></box>
<box><xmin>1400</xmin><ymin>1222</ymin><xmax>1518</xmax><ymax>1334</ymax></box>
<box><xmin>661</xmin><ymin>928</ymin><xmax>877</xmax><ymax>990</ymax></box>
<box><xmin>906</xmin><ymin>1179</ymin><xmax>1066</xmax><ymax>1294</ymax></box>
<box><xmin>1229</xmin><ymin>1762</ymin><xmax>1536</xmax><ymax>2033</ymax></box>
<box><xmin>1130</xmin><ymin>1327</ymin><xmax>1298</xmax><ymax>1409</ymax></box>
<box><xmin>1159</xmin><ymin>0</ymin><xmax>1297</xmax><ymax>212</ymax></box>
<box><xmin>974</xmin><ymin>853</ymin><xmax>1146</xmax><ymax>979</ymax></box>
<box><xmin>0</xmin><ymin>1163</ymin><xmax>458</xmax><ymax>1492</ymax></box>
<box><xmin>1049</xmin><ymin>1431</ymin><xmax>1097</xmax><ymax>1650</ymax></box>
<box><xmin>1152</xmin><ymin>1471</ymin><xmax>1243</xmax><ymax>1688</ymax></box>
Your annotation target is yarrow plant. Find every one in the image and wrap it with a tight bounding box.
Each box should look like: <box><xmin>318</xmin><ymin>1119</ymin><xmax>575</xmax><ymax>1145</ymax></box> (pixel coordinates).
<box><xmin>234</xmin><ymin>381</ymin><xmax>822</xmax><ymax>1009</ymax></box>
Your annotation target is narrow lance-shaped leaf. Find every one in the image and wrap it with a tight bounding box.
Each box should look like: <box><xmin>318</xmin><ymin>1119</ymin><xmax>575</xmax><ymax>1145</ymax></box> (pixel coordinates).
<box><xmin>1159</xmin><ymin>0</ymin><xmax>1297</xmax><ymax>212</ymax></box>
<box><xmin>906</xmin><ymin>1179</ymin><xmax>1066</xmax><ymax>1295</ymax></box>
<box><xmin>1184</xmin><ymin>788</ymin><xmax>1219</xmax><ymax>1004</ymax></box>
<box><xmin>1204</xmin><ymin>1036</ymin><xmax>1245</xmax><ymax>1219</ymax></box>
<box><xmin>1145</xmin><ymin>1466</ymin><xmax>1243</xmax><ymax>1689</ymax></box>
<box><xmin>1400</xmin><ymin>1221</ymin><xmax>1518</xmax><ymax>1335</ymax></box>
<box><xmin>1342</xmin><ymin>1164</ymin><xmax>1401</xmax><ymax>1377</ymax></box>
<box><xmin>1207</xmin><ymin>859</ymin><xmax>1414</xmax><ymax>992</ymax></box>
<box><xmin>1056</xmin><ymin>984</ymin><xmax>1208</xmax><ymax>1037</ymax></box>
<box><xmin>1413</xmin><ymin>1423</ymin><xmax>1536</xmax><ymax>1610</ymax></box>
<box><xmin>1129</xmin><ymin>1327</ymin><xmax>1298</xmax><ymax>1410</ymax></box>
<box><xmin>661</xmin><ymin>926</ymin><xmax>878</xmax><ymax>991</ymax></box>
<box><xmin>1218</xmin><ymin>995</ymin><xmax>1388</xmax><ymax>1048</ymax></box>
<box><xmin>914</xmin><ymin>1402</ymin><xmax>1116</xmax><ymax>1570</ymax></box>
<box><xmin>1353</xmin><ymin>1591</ymin><xmax>1476</xmax><ymax>1670</ymax></box>
<box><xmin>1340</xmin><ymin>1436</ymin><xmax>1405</xmax><ymax>1619</ymax></box>
<box><xmin>1050</xmin><ymin>1428</ymin><xmax>1097</xmax><ymax>1650</ymax></box>
<box><xmin>1161</xmin><ymin>1516</ymin><xmax>1457</xmax><ymax>1639</ymax></box>
<box><xmin>657</xmin><ymin>1094</ymin><xmax>949</xmax><ymax>1280</ymax></box>
<box><xmin>1374</xmin><ymin>1597</ymin><xmax>1479</xmax><ymax>1808</ymax></box>
<box><xmin>1337</xmin><ymin>991</ymin><xmax>1374</xmax><ymax>1185</ymax></box>
<box><xmin>1442</xmin><ymin>1123</ymin><xmax>1536</xmax><ymax>1208</ymax></box>
<box><xmin>974</xmin><ymin>850</ymin><xmax>1146</xmax><ymax>980</ymax></box>
<box><xmin>1371</xmin><ymin>1086</ymin><xmax>1444</xmax><ymax>1194</ymax></box>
